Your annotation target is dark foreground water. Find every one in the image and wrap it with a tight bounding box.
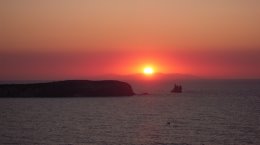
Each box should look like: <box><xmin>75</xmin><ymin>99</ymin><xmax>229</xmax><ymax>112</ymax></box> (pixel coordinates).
<box><xmin>0</xmin><ymin>80</ymin><xmax>259</xmax><ymax>145</ymax></box>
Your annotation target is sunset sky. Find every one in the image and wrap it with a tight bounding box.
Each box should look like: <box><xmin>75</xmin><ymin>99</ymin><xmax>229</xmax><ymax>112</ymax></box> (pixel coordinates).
<box><xmin>1</xmin><ymin>0</ymin><xmax>260</xmax><ymax>80</ymax></box>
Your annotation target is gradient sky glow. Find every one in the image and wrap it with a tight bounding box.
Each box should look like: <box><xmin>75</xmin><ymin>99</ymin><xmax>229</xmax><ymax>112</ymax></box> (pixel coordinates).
<box><xmin>1</xmin><ymin>0</ymin><xmax>260</xmax><ymax>80</ymax></box>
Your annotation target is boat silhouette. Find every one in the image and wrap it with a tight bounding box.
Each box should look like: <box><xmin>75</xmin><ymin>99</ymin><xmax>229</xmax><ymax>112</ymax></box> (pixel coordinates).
<box><xmin>171</xmin><ymin>84</ymin><xmax>182</xmax><ymax>93</ymax></box>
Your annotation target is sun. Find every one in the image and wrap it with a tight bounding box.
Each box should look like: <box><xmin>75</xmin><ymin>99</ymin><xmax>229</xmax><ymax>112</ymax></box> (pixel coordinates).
<box><xmin>143</xmin><ymin>67</ymin><xmax>154</xmax><ymax>75</ymax></box>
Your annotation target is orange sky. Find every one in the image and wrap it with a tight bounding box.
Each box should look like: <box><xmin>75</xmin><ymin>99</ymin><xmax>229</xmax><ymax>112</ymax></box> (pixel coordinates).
<box><xmin>0</xmin><ymin>0</ymin><xmax>260</xmax><ymax>80</ymax></box>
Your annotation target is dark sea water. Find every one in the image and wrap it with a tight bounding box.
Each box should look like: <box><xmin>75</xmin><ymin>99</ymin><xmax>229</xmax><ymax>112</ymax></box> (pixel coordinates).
<box><xmin>0</xmin><ymin>80</ymin><xmax>259</xmax><ymax>145</ymax></box>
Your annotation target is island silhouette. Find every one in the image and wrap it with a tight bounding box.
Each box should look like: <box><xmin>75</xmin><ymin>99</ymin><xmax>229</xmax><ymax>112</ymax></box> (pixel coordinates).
<box><xmin>0</xmin><ymin>80</ymin><xmax>135</xmax><ymax>97</ymax></box>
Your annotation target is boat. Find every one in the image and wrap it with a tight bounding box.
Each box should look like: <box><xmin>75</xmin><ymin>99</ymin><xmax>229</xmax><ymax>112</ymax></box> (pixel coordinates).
<box><xmin>171</xmin><ymin>84</ymin><xmax>182</xmax><ymax>93</ymax></box>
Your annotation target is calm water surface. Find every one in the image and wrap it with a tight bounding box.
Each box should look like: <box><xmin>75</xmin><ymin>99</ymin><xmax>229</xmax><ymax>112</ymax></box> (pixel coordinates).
<box><xmin>0</xmin><ymin>80</ymin><xmax>259</xmax><ymax>145</ymax></box>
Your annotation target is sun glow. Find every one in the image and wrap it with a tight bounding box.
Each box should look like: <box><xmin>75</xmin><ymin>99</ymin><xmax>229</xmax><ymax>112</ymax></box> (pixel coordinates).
<box><xmin>143</xmin><ymin>67</ymin><xmax>154</xmax><ymax>75</ymax></box>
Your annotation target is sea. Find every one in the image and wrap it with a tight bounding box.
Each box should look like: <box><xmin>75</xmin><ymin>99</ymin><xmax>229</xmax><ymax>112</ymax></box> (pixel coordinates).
<box><xmin>0</xmin><ymin>79</ymin><xmax>259</xmax><ymax>145</ymax></box>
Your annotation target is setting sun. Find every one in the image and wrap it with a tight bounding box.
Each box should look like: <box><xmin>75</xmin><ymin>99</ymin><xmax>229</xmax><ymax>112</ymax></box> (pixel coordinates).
<box><xmin>143</xmin><ymin>67</ymin><xmax>154</xmax><ymax>75</ymax></box>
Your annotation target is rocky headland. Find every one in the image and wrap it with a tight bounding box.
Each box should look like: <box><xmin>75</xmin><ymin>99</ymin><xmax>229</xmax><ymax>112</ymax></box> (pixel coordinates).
<box><xmin>0</xmin><ymin>80</ymin><xmax>135</xmax><ymax>97</ymax></box>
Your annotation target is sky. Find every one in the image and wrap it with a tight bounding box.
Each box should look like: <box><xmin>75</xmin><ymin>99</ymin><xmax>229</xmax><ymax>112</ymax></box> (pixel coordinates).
<box><xmin>1</xmin><ymin>0</ymin><xmax>260</xmax><ymax>80</ymax></box>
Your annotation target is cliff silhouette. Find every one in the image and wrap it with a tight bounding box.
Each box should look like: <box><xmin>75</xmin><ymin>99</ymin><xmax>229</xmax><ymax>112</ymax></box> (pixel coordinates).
<box><xmin>0</xmin><ymin>80</ymin><xmax>135</xmax><ymax>97</ymax></box>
